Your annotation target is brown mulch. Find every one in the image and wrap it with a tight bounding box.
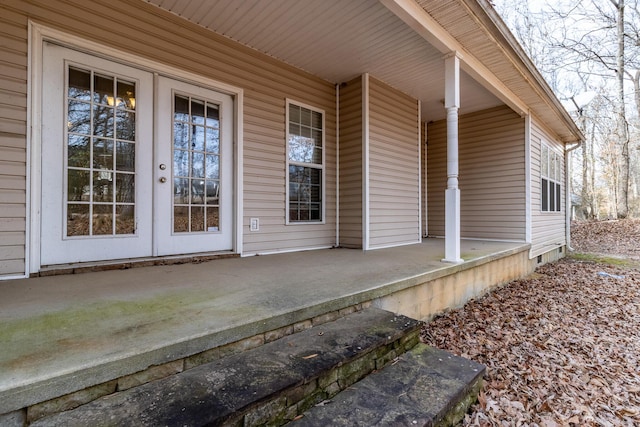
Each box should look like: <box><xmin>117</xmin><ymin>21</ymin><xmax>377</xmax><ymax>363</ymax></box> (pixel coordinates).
<box><xmin>421</xmin><ymin>219</ymin><xmax>640</xmax><ymax>426</ymax></box>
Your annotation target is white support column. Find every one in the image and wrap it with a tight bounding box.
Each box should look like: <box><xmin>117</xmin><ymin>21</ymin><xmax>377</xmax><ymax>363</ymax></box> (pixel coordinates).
<box><xmin>443</xmin><ymin>54</ymin><xmax>463</xmax><ymax>263</ymax></box>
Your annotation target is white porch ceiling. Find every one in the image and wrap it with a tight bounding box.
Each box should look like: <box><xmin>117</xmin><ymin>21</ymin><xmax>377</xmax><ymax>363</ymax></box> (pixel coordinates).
<box><xmin>143</xmin><ymin>0</ymin><xmax>503</xmax><ymax>122</ymax></box>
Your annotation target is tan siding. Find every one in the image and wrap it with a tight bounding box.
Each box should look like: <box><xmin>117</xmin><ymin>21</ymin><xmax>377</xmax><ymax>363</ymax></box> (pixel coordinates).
<box><xmin>530</xmin><ymin>116</ymin><xmax>566</xmax><ymax>256</ymax></box>
<box><xmin>338</xmin><ymin>76</ymin><xmax>363</xmax><ymax>248</ymax></box>
<box><xmin>427</xmin><ymin>106</ymin><xmax>526</xmax><ymax>240</ymax></box>
<box><xmin>0</xmin><ymin>0</ymin><xmax>340</xmax><ymax>269</ymax></box>
<box><xmin>367</xmin><ymin>77</ymin><xmax>420</xmax><ymax>248</ymax></box>
<box><xmin>0</xmin><ymin>8</ymin><xmax>28</xmax><ymax>277</ymax></box>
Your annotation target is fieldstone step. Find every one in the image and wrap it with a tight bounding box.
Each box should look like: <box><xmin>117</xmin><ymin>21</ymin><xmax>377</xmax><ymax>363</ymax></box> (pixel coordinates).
<box><xmin>293</xmin><ymin>343</ymin><xmax>485</xmax><ymax>426</ymax></box>
<box><xmin>31</xmin><ymin>308</ymin><xmax>422</xmax><ymax>427</ymax></box>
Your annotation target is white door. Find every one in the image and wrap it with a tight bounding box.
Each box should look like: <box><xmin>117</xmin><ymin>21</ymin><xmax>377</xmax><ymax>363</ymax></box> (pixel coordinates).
<box><xmin>41</xmin><ymin>43</ymin><xmax>154</xmax><ymax>265</ymax></box>
<box><xmin>154</xmin><ymin>77</ymin><xmax>234</xmax><ymax>255</ymax></box>
<box><xmin>40</xmin><ymin>44</ymin><xmax>234</xmax><ymax>266</ymax></box>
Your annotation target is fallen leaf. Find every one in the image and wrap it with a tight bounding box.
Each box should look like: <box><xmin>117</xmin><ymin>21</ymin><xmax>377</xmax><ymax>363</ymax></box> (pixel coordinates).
<box><xmin>420</xmin><ymin>219</ymin><xmax>640</xmax><ymax>426</ymax></box>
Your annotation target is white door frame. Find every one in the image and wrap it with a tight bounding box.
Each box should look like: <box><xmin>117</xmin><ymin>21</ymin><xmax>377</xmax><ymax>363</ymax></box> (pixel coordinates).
<box><xmin>28</xmin><ymin>22</ymin><xmax>244</xmax><ymax>273</ymax></box>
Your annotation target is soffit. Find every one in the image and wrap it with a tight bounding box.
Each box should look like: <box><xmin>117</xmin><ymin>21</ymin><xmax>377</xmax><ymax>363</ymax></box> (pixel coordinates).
<box><xmin>143</xmin><ymin>0</ymin><xmax>580</xmax><ymax>141</ymax></box>
<box><xmin>417</xmin><ymin>0</ymin><xmax>582</xmax><ymax>142</ymax></box>
<box><xmin>143</xmin><ymin>0</ymin><xmax>503</xmax><ymax>122</ymax></box>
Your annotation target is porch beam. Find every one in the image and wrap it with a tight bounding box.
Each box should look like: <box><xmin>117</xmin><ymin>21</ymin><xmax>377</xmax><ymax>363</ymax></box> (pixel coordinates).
<box><xmin>443</xmin><ymin>54</ymin><xmax>463</xmax><ymax>263</ymax></box>
<box><xmin>379</xmin><ymin>0</ymin><xmax>528</xmax><ymax>117</ymax></box>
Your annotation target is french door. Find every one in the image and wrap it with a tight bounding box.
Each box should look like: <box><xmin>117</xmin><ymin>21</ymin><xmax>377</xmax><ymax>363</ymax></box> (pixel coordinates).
<box><xmin>40</xmin><ymin>43</ymin><xmax>233</xmax><ymax>266</ymax></box>
<box><xmin>154</xmin><ymin>76</ymin><xmax>233</xmax><ymax>256</ymax></box>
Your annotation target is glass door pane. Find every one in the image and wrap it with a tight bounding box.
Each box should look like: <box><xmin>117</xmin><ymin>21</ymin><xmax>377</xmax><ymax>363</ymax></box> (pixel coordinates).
<box><xmin>172</xmin><ymin>94</ymin><xmax>221</xmax><ymax>233</ymax></box>
<box><xmin>66</xmin><ymin>67</ymin><xmax>137</xmax><ymax>237</ymax></box>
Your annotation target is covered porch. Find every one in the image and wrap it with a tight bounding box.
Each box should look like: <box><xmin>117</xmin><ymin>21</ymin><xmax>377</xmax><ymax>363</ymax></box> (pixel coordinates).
<box><xmin>1</xmin><ymin>239</ymin><xmax>531</xmax><ymax>417</ymax></box>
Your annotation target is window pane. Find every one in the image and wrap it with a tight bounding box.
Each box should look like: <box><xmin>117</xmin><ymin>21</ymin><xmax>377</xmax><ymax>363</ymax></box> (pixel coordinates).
<box><xmin>93</xmin><ymin>204</ymin><xmax>113</xmax><ymax>235</ymax></box>
<box><xmin>93</xmin><ymin>105</ymin><xmax>114</xmax><ymax>138</ymax></box>
<box><xmin>174</xmin><ymin>95</ymin><xmax>190</xmax><ymax>122</ymax></box>
<box><xmin>289</xmin><ymin>165</ymin><xmax>322</xmax><ymax>222</ymax></box>
<box><xmin>174</xmin><ymin>122</ymin><xmax>190</xmax><ymax>149</ymax></box>
<box><xmin>206</xmin><ymin>207</ymin><xmax>219</xmax><ymax>231</ymax></box>
<box><xmin>174</xmin><ymin>178</ymin><xmax>189</xmax><ymax>204</ymax></box>
<box><xmin>193</xmin><ymin>125</ymin><xmax>205</xmax><ymax>151</ymax></box>
<box><xmin>93</xmin><ymin>138</ymin><xmax>114</xmax><ymax>170</ymax></box>
<box><xmin>312</xmin><ymin>111</ymin><xmax>322</xmax><ymax>129</ymax></box>
<box><xmin>68</xmin><ymin>135</ymin><xmax>90</xmax><ymax>168</ymax></box>
<box><xmin>549</xmin><ymin>180</ymin><xmax>555</xmax><ymax>211</ymax></box>
<box><xmin>556</xmin><ymin>183</ymin><xmax>561</xmax><ymax>212</ymax></box>
<box><xmin>68</xmin><ymin>100</ymin><xmax>92</xmax><ymax>135</ymax></box>
<box><xmin>116</xmin><ymin>80</ymin><xmax>136</xmax><ymax>110</ymax></box>
<box><xmin>289</xmin><ymin>135</ymin><xmax>317</xmax><ymax>163</ymax></box>
<box><xmin>300</xmin><ymin>108</ymin><xmax>311</xmax><ymax>126</ymax></box>
<box><xmin>191</xmin><ymin>206</ymin><xmax>205</xmax><ymax>231</ymax></box>
<box><xmin>206</xmin><ymin>104</ymin><xmax>219</xmax><ymax>126</ymax></box>
<box><xmin>541</xmin><ymin>178</ymin><xmax>548</xmax><ymax>211</ymax></box>
<box><xmin>67</xmin><ymin>204</ymin><xmax>90</xmax><ymax>236</ymax></box>
<box><xmin>174</xmin><ymin>150</ymin><xmax>189</xmax><ymax>178</ymax></box>
<box><xmin>115</xmin><ymin>173</ymin><xmax>135</xmax><ymax>203</ymax></box>
<box><xmin>206</xmin><ymin>180</ymin><xmax>219</xmax><ymax>204</ymax></box>
<box><xmin>192</xmin><ymin>152</ymin><xmax>205</xmax><ymax>178</ymax></box>
<box><xmin>205</xmin><ymin>128</ymin><xmax>220</xmax><ymax>153</ymax></box>
<box><xmin>93</xmin><ymin>74</ymin><xmax>114</xmax><ymax>105</ymax></box>
<box><xmin>191</xmin><ymin>99</ymin><xmax>205</xmax><ymax>125</ymax></box>
<box><xmin>174</xmin><ymin>206</ymin><xmax>189</xmax><ymax>232</ymax></box>
<box><xmin>115</xmin><ymin>205</ymin><xmax>135</xmax><ymax>235</ymax></box>
<box><xmin>116</xmin><ymin>141</ymin><xmax>135</xmax><ymax>172</ymax></box>
<box><xmin>206</xmin><ymin>154</ymin><xmax>219</xmax><ymax>179</ymax></box>
<box><xmin>68</xmin><ymin>68</ymin><xmax>91</xmax><ymax>101</ymax></box>
<box><xmin>68</xmin><ymin>169</ymin><xmax>90</xmax><ymax>202</ymax></box>
<box><xmin>191</xmin><ymin>179</ymin><xmax>205</xmax><ymax>204</ymax></box>
<box><xmin>115</xmin><ymin>110</ymin><xmax>135</xmax><ymax>141</ymax></box>
<box><xmin>541</xmin><ymin>144</ymin><xmax>549</xmax><ymax>177</ymax></box>
<box><xmin>289</xmin><ymin>104</ymin><xmax>300</xmax><ymax>123</ymax></box>
<box><xmin>93</xmin><ymin>171</ymin><xmax>113</xmax><ymax>203</ymax></box>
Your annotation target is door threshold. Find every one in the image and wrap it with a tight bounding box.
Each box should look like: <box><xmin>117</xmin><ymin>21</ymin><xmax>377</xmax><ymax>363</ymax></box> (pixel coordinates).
<box><xmin>35</xmin><ymin>251</ymin><xmax>239</xmax><ymax>277</ymax></box>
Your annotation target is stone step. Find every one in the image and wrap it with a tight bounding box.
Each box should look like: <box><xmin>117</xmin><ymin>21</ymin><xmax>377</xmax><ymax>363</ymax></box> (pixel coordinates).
<box><xmin>293</xmin><ymin>343</ymin><xmax>485</xmax><ymax>426</ymax></box>
<box><xmin>31</xmin><ymin>308</ymin><xmax>422</xmax><ymax>427</ymax></box>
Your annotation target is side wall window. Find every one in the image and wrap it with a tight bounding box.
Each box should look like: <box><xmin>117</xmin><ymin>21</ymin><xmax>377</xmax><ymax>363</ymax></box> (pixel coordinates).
<box><xmin>286</xmin><ymin>101</ymin><xmax>324</xmax><ymax>222</ymax></box>
<box><xmin>541</xmin><ymin>142</ymin><xmax>562</xmax><ymax>212</ymax></box>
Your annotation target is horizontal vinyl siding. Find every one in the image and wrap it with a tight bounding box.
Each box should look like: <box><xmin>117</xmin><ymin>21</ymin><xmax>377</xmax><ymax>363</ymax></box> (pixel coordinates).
<box><xmin>338</xmin><ymin>76</ymin><xmax>363</xmax><ymax>248</ymax></box>
<box><xmin>1</xmin><ymin>0</ymin><xmax>339</xmax><ymax>264</ymax></box>
<box><xmin>0</xmin><ymin>6</ymin><xmax>28</xmax><ymax>277</ymax></box>
<box><xmin>367</xmin><ymin>77</ymin><xmax>420</xmax><ymax>248</ymax></box>
<box><xmin>427</xmin><ymin>106</ymin><xmax>526</xmax><ymax>240</ymax></box>
<box><xmin>530</xmin><ymin>116</ymin><xmax>566</xmax><ymax>256</ymax></box>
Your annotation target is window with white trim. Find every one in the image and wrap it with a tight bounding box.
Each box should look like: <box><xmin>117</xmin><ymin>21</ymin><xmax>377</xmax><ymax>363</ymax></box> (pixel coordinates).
<box><xmin>541</xmin><ymin>142</ymin><xmax>562</xmax><ymax>212</ymax></box>
<box><xmin>287</xmin><ymin>101</ymin><xmax>324</xmax><ymax>222</ymax></box>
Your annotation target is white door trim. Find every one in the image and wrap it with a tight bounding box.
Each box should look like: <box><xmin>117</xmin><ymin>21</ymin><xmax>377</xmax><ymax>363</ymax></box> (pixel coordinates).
<box><xmin>28</xmin><ymin>22</ymin><xmax>244</xmax><ymax>273</ymax></box>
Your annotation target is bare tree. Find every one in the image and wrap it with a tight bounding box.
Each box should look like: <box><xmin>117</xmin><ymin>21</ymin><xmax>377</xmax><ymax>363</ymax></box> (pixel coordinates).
<box><xmin>494</xmin><ymin>0</ymin><xmax>640</xmax><ymax>219</ymax></box>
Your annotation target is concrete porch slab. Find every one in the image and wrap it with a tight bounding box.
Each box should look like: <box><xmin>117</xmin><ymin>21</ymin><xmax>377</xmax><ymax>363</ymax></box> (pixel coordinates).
<box><xmin>0</xmin><ymin>239</ymin><xmax>529</xmax><ymax>415</ymax></box>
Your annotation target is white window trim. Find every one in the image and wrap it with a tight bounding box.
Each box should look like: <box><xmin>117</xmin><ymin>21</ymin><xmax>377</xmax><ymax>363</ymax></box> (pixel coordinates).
<box><xmin>285</xmin><ymin>99</ymin><xmax>326</xmax><ymax>225</ymax></box>
<box><xmin>540</xmin><ymin>140</ymin><xmax>562</xmax><ymax>213</ymax></box>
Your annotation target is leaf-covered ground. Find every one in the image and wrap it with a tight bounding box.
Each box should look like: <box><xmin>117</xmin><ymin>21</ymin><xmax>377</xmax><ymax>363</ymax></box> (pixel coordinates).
<box><xmin>421</xmin><ymin>220</ymin><xmax>640</xmax><ymax>426</ymax></box>
<box><xmin>571</xmin><ymin>219</ymin><xmax>640</xmax><ymax>261</ymax></box>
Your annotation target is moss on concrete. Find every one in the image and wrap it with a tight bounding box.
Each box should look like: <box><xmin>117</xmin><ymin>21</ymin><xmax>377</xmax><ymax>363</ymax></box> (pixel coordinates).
<box><xmin>569</xmin><ymin>252</ymin><xmax>640</xmax><ymax>268</ymax></box>
<box><xmin>0</xmin><ymin>290</ymin><xmax>213</xmax><ymax>364</ymax></box>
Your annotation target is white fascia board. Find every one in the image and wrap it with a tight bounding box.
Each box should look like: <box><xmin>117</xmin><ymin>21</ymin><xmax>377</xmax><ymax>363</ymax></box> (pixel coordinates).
<box><xmin>380</xmin><ymin>0</ymin><xmax>528</xmax><ymax>117</ymax></box>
